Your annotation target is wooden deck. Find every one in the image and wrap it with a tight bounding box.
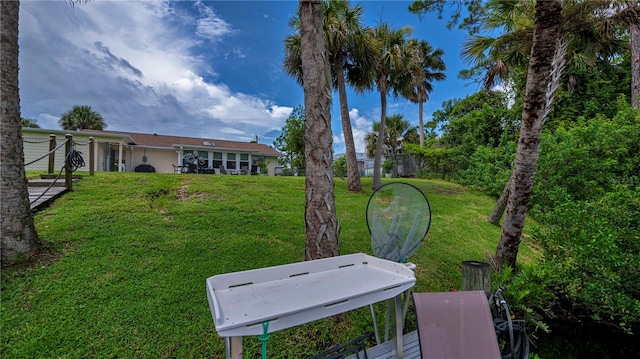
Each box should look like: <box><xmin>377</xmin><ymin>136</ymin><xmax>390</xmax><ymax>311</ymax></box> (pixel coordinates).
<box><xmin>345</xmin><ymin>331</ymin><xmax>421</xmax><ymax>359</ymax></box>
<box><xmin>29</xmin><ymin>179</ymin><xmax>72</xmax><ymax>212</ymax></box>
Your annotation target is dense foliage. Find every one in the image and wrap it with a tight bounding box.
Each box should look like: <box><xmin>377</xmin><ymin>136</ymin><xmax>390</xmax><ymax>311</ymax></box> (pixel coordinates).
<box><xmin>407</xmin><ymin>63</ymin><xmax>640</xmax><ymax>336</ymax></box>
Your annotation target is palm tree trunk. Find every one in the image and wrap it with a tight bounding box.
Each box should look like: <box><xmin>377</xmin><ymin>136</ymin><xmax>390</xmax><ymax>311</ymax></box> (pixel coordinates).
<box><xmin>418</xmin><ymin>101</ymin><xmax>425</xmax><ymax>147</ymax></box>
<box><xmin>1</xmin><ymin>0</ymin><xmax>41</xmax><ymax>265</ymax></box>
<box><xmin>299</xmin><ymin>0</ymin><xmax>339</xmax><ymax>261</ymax></box>
<box><xmin>373</xmin><ymin>82</ymin><xmax>387</xmax><ymax>190</ymax></box>
<box><xmin>334</xmin><ymin>58</ymin><xmax>362</xmax><ymax>193</ymax></box>
<box><xmin>487</xmin><ymin>174</ymin><xmax>512</xmax><ymax>226</ymax></box>
<box><xmin>495</xmin><ymin>0</ymin><xmax>563</xmax><ymax>270</ymax></box>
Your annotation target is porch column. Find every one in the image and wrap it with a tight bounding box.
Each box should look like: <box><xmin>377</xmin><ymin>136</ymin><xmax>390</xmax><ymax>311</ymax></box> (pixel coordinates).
<box><xmin>129</xmin><ymin>147</ymin><xmax>134</xmax><ymax>172</ymax></box>
<box><xmin>118</xmin><ymin>143</ymin><xmax>124</xmax><ymax>172</ymax></box>
<box><xmin>89</xmin><ymin>137</ymin><xmax>95</xmax><ymax>176</ymax></box>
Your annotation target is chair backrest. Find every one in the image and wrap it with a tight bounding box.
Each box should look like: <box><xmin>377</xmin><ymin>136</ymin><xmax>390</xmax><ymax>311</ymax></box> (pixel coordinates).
<box><xmin>219</xmin><ymin>165</ymin><xmax>227</xmax><ymax>174</ymax></box>
<box><xmin>366</xmin><ymin>182</ymin><xmax>431</xmax><ymax>262</ymax></box>
<box><xmin>413</xmin><ymin>291</ymin><xmax>500</xmax><ymax>358</ymax></box>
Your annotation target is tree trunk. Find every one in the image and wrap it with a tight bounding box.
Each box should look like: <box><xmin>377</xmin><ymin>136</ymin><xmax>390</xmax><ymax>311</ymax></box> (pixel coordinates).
<box><xmin>334</xmin><ymin>57</ymin><xmax>362</xmax><ymax>193</ymax></box>
<box><xmin>631</xmin><ymin>20</ymin><xmax>639</xmax><ymax>109</ymax></box>
<box><xmin>487</xmin><ymin>173</ymin><xmax>512</xmax><ymax>226</ymax></box>
<box><xmin>1</xmin><ymin>0</ymin><xmax>41</xmax><ymax>265</ymax></box>
<box><xmin>299</xmin><ymin>0</ymin><xmax>339</xmax><ymax>261</ymax></box>
<box><xmin>495</xmin><ymin>0</ymin><xmax>563</xmax><ymax>270</ymax></box>
<box><xmin>418</xmin><ymin>100</ymin><xmax>425</xmax><ymax>147</ymax></box>
<box><xmin>372</xmin><ymin>80</ymin><xmax>387</xmax><ymax>190</ymax></box>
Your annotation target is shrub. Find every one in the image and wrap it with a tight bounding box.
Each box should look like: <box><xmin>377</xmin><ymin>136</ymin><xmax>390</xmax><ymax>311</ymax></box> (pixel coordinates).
<box><xmin>533</xmin><ymin>186</ymin><xmax>640</xmax><ymax>333</ymax></box>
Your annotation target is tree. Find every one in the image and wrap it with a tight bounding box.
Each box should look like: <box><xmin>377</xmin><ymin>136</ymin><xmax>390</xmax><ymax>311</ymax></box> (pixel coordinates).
<box><xmin>298</xmin><ymin>0</ymin><xmax>339</xmax><ymax>260</ymax></box>
<box><xmin>284</xmin><ymin>0</ymin><xmax>372</xmax><ymax>193</ymax></box>
<box><xmin>273</xmin><ymin>105</ymin><xmax>306</xmax><ymax>171</ymax></box>
<box><xmin>1</xmin><ymin>0</ymin><xmax>41</xmax><ymax>265</ymax></box>
<box><xmin>59</xmin><ymin>105</ymin><xmax>106</xmax><ymax>131</ymax></box>
<box><xmin>365</xmin><ymin>114</ymin><xmax>412</xmax><ymax>159</ymax></box>
<box><xmin>365</xmin><ymin>23</ymin><xmax>416</xmax><ymax>189</ymax></box>
<box><xmin>495</xmin><ymin>0</ymin><xmax>564</xmax><ymax>270</ymax></box>
<box><xmin>404</xmin><ymin>39</ymin><xmax>446</xmax><ymax>147</ymax></box>
<box><xmin>21</xmin><ymin>117</ymin><xmax>40</xmax><ymax>128</ymax></box>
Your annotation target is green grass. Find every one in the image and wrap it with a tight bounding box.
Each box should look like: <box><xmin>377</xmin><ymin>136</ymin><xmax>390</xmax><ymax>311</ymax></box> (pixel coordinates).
<box><xmin>1</xmin><ymin>173</ymin><xmax>538</xmax><ymax>358</ymax></box>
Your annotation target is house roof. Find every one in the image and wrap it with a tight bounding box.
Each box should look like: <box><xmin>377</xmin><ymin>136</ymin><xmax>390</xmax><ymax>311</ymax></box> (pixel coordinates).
<box><xmin>81</xmin><ymin>129</ymin><xmax>281</xmax><ymax>156</ymax></box>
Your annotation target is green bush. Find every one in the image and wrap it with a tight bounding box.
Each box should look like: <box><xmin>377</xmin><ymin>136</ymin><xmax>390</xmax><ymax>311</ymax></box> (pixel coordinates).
<box><xmin>533</xmin><ymin>187</ymin><xmax>640</xmax><ymax>333</ymax></box>
<box><xmin>333</xmin><ymin>156</ymin><xmax>347</xmax><ymax>178</ymax></box>
<box><xmin>455</xmin><ymin>143</ymin><xmax>515</xmax><ymax>197</ymax></box>
<box><xmin>532</xmin><ymin>98</ymin><xmax>640</xmax><ymax>215</ymax></box>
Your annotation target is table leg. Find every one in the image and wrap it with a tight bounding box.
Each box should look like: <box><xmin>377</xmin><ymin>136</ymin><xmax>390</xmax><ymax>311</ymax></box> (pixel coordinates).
<box><xmin>394</xmin><ymin>294</ymin><xmax>404</xmax><ymax>358</ymax></box>
<box><xmin>225</xmin><ymin>336</ymin><xmax>243</xmax><ymax>359</ymax></box>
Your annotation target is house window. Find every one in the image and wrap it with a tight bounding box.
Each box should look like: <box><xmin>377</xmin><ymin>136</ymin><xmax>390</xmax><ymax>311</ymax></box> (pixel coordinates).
<box><xmin>198</xmin><ymin>151</ymin><xmax>209</xmax><ymax>167</ymax></box>
<box><xmin>226</xmin><ymin>153</ymin><xmax>236</xmax><ymax>169</ymax></box>
<box><xmin>240</xmin><ymin>154</ymin><xmax>249</xmax><ymax>172</ymax></box>
<box><xmin>213</xmin><ymin>152</ymin><xmax>223</xmax><ymax>169</ymax></box>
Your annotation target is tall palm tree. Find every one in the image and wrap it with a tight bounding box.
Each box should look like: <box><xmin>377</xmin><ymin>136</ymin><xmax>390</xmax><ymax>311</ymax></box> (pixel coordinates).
<box><xmin>465</xmin><ymin>0</ymin><xmax>625</xmax><ymax>227</ymax></box>
<box><xmin>364</xmin><ymin>23</ymin><xmax>417</xmax><ymax>189</ymax></box>
<box><xmin>284</xmin><ymin>0</ymin><xmax>373</xmax><ymax>193</ymax></box>
<box><xmin>59</xmin><ymin>105</ymin><xmax>106</xmax><ymax>131</ymax></box>
<box><xmin>495</xmin><ymin>0</ymin><xmax>564</xmax><ymax>270</ymax></box>
<box><xmin>1</xmin><ymin>0</ymin><xmax>40</xmax><ymax>265</ymax></box>
<box><xmin>298</xmin><ymin>0</ymin><xmax>339</xmax><ymax>260</ymax></box>
<box><xmin>2</xmin><ymin>0</ymin><xmax>90</xmax><ymax>265</ymax></box>
<box><xmin>403</xmin><ymin>39</ymin><xmax>446</xmax><ymax>147</ymax></box>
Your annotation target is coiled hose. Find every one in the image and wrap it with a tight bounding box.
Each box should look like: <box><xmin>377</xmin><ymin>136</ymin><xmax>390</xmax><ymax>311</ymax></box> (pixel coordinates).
<box><xmin>30</xmin><ymin>147</ymin><xmax>85</xmax><ymax>205</ymax></box>
<box><xmin>491</xmin><ymin>286</ymin><xmax>530</xmax><ymax>359</ymax></box>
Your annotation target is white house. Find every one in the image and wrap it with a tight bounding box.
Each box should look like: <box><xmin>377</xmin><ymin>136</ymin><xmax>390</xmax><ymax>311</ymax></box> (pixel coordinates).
<box><xmin>22</xmin><ymin>128</ymin><xmax>282</xmax><ymax>176</ymax></box>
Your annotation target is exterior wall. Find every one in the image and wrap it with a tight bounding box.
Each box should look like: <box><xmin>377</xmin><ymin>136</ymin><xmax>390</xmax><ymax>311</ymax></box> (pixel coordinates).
<box><xmin>129</xmin><ymin>147</ymin><xmax>176</xmax><ymax>173</ymax></box>
<box><xmin>265</xmin><ymin>157</ymin><xmax>278</xmax><ymax>176</ymax></box>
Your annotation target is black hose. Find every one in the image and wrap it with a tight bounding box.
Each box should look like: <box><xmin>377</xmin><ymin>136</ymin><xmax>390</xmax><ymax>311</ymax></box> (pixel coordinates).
<box><xmin>65</xmin><ymin>148</ymin><xmax>85</xmax><ymax>172</ymax></box>
<box><xmin>491</xmin><ymin>286</ymin><xmax>531</xmax><ymax>359</ymax></box>
<box><xmin>30</xmin><ymin>147</ymin><xmax>85</xmax><ymax>205</ymax></box>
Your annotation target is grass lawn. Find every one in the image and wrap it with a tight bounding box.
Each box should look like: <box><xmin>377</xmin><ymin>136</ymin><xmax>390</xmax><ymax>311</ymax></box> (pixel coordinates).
<box><xmin>2</xmin><ymin>173</ymin><xmax>538</xmax><ymax>358</ymax></box>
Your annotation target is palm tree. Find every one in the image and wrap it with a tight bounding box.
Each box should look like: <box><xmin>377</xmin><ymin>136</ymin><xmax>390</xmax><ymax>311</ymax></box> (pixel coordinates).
<box><xmin>365</xmin><ymin>23</ymin><xmax>417</xmax><ymax>189</ymax></box>
<box><xmin>404</xmin><ymin>39</ymin><xmax>446</xmax><ymax>147</ymax></box>
<box><xmin>461</xmin><ymin>0</ymin><xmax>625</xmax><ymax>91</ymax></box>
<box><xmin>495</xmin><ymin>0</ymin><xmax>564</xmax><ymax>270</ymax></box>
<box><xmin>284</xmin><ymin>0</ymin><xmax>373</xmax><ymax>193</ymax></box>
<box><xmin>59</xmin><ymin>105</ymin><xmax>106</xmax><ymax>131</ymax></box>
<box><xmin>365</xmin><ymin>114</ymin><xmax>412</xmax><ymax>159</ymax></box>
<box><xmin>298</xmin><ymin>0</ymin><xmax>339</xmax><ymax>260</ymax></box>
<box><xmin>2</xmin><ymin>0</ymin><xmax>90</xmax><ymax>265</ymax></box>
<box><xmin>464</xmin><ymin>0</ymin><xmax>625</xmax><ymax>227</ymax></box>
<box><xmin>1</xmin><ymin>0</ymin><xmax>40</xmax><ymax>265</ymax></box>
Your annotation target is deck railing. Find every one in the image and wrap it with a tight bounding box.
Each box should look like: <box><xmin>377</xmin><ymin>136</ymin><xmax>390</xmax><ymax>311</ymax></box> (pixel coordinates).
<box><xmin>24</xmin><ymin>134</ymin><xmax>94</xmax><ymax>198</ymax></box>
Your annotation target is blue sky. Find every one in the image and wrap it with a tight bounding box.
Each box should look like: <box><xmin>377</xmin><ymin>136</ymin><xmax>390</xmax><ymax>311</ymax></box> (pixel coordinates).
<box><xmin>19</xmin><ymin>0</ymin><xmax>478</xmax><ymax>154</ymax></box>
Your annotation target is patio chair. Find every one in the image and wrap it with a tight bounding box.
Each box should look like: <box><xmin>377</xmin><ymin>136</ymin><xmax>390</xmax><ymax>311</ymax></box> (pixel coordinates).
<box><xmin>219</xmin><ymin>165</ymin><xmax>227</xmax><ymax>175</ymax></box>
<box><xmin>413</xmin><ymin>291</ymin><xmax>500</xmax><ymax>358</ymax></box>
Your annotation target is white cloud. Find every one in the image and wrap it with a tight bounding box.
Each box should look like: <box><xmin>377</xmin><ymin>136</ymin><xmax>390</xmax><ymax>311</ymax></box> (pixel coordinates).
<box><xmin>18</xmin><ymin>0</ymin><xmax>292</xmax><ymax>142</ymax></box>
<box><xmin>333</xmin><ymin>108</ymin><xmax>373</xmax><ymax>154</ymax></box>
<box><xmin>194</xmin><ymin>0</ymin><xmax>233</xmax><ymax>40</ymax></box>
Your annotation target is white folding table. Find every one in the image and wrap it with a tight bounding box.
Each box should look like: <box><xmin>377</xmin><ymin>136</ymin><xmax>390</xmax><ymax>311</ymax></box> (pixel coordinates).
<box><xmin>206</xmin><ymin>253</ymin><xmax>416</xmax><ymax>358</ymax></box>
